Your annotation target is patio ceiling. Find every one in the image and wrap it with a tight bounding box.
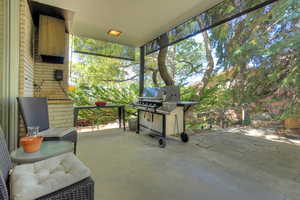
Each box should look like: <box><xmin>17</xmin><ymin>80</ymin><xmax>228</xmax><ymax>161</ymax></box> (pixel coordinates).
<box><xmin>32</xmin><ymin>0</ymin><xmax>222</xmax><ymax>47</ymax></box>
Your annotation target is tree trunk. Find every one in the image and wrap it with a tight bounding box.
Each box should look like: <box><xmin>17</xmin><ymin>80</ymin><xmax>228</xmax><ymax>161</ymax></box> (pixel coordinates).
<box><xmin>196</xmin><ymin>16</ymin><xmax>215</xmax><ymax>97</ymax></box>
<box><xmin>152</xmin><ymin>70</ymin><xmax>159</xmax><ymax>87</ymax></box>
<box><xmin>158</xmin><ymin>33</ymin><xmax>174</xmax><ymax>85</ymax></box>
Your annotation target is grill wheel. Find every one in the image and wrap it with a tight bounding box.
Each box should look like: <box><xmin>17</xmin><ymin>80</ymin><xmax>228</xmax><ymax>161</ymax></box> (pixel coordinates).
<box><xmin>180</xmin><ymin>132</ymin><xmax>189</xmax><ymax>143</ymax></box>
<box><xmin>158</xmin><ymin>138</ymin><xmax>166</xmax><ymax>148</ymax></box>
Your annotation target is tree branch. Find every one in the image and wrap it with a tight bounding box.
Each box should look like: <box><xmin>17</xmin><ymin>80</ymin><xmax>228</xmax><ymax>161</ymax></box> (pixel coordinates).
<box><xmin>196</xmin><ymin>16</ymin><xmax>215</xmax><ymax>97</ymax></box>
<box><xmin>177</xmin><ymin>60</ymin><xmax>203</xmax><ymax>74</ymax></box>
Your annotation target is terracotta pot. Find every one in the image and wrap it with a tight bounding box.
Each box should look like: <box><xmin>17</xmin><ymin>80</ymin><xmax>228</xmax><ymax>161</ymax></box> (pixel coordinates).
<box><xmin>20</xmin><ymin>136</ymin><xmax>44</xmax><ymax>153</ymax></box>
<box><xmin>284</xmin><ymin>118</ymin><xmax>300</xmax><ymax>129</ymax></box>
<box><xmin>95</xmin><ymin>101</ymin><xmax>107</xmax><ymax>106</ymax></box>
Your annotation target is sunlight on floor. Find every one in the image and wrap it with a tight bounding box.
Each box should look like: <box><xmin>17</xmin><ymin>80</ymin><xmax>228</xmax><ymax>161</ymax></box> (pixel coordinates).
<box><xmin>76</xmin><ymin>121</ymin><xmax>123</xmax><ymax>133</ymax></box>
<box><xmin>225</xmin><ymin>127</ymin><xmax>300</xmax><ymax>146</ymax></box>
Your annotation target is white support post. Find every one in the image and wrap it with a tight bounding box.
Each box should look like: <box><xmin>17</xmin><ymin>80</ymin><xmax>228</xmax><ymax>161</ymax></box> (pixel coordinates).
<box><xmin>7</xmin><ymin>0</ymin><xmax>20</xmax><ymax>151</ymax></box>
<box><xmin>0</xmin><ymin>0</ymin><xmax>9</xmax><ymax>137</ymax></box>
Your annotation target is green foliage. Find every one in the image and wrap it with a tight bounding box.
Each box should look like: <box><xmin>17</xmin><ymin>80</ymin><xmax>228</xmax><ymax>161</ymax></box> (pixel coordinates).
<box><xmin>73</xmin><ymin>36</ymin><xmax>135</xmax><ymax>60</ymax></box>
<box><xmin>145</xmin><ymin>37</ymin><xmax>205</xmax><ymax>87</ymax></box>
<box><xmin>70</xmin><ymin>0</ymin><xmax>299</xmax><ymax>126</ymax></box>
<box><xmin>69</xmin><ymin>83</ymin><xmax>138</xmax><ymax>124</ymax></box>
<box><xmin>70</xmin><ymin>43</ymin><xmax>140</xmax><ymax>124</ymax></box>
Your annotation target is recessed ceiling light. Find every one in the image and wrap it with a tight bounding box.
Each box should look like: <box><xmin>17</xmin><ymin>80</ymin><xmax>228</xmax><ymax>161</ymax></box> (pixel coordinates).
<box><xmin>107</xmin><ymin>29</ymin><xmax>122</xmax><ymax>36</ymax></box>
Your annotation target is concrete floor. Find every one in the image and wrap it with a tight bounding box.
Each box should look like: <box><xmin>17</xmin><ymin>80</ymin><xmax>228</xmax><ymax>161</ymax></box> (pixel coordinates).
<box><xmin>77</xmin><ymin>129</ymin><xmax>300</xmax><ymax>200</ymax></box>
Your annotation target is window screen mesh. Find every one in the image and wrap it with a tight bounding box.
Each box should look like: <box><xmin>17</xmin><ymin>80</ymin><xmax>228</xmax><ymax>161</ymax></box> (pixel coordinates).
<box><xmin>145</xmin><ymin>0</ymin><xmax>278</xmax><ymax>55</ymax></box>
<box><xmin>73</xmin><ymin>36</ymin><xmax>136</xmax><ymax>61</ymax></box>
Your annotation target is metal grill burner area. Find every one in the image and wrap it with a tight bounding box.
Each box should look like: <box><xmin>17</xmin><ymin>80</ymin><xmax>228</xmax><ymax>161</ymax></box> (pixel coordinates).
<box><xmin>132</xmin><ymin>86</ymin><xmax>198</xmax><ymax>148</ymax></box>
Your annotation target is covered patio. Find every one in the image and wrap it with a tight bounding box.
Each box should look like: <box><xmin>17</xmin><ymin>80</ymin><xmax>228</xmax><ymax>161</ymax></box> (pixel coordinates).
<box><xmin>0</xmin><ymin>0</ymin><xmax>299</xmax><ymax>199</ymax></box>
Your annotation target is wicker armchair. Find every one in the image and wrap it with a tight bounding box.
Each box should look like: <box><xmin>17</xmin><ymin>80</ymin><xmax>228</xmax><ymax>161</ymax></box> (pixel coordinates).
<box><xmin>0</xmin><ymin>126</ymin><xmax>94</xmax><ymax>200</ymax></box>
<box><xmin>17</xmin><ymin>97</ymin><xmax>78</xmax><ymax>154</ymax></box>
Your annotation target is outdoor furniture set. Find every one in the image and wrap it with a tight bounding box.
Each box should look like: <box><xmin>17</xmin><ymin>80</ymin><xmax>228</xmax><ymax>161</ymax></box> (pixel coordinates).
<box><xmin>0</xmin><ymin>97</ymin><xmax>94</xmax><ymax>200</ymax></box>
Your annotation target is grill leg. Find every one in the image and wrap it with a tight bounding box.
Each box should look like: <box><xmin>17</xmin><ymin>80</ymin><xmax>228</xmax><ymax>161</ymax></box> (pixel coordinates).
<box><xmin>136</xmin><ymin>110</ymin><xmax>140</xmax><ymax>134</ymax></box>
<box><xmin>162</xmin><ymin>114</ymin><xmax>166</xmax><ymax>139</ymax></box>
<box><xmin>158</xmin><ymin>114</ymin><xmax>167</xmax><ymax>148</ymax></box>
<box><xmin>181</xmin><ymin>106</ymin><xmax>189</xmax><ymax>143</ymax></box>
<box><xmin>118</xmin><ymin>107</ymin><xmax>122</xmax><ymax>128</ymax></box>
<box><xmin>122</xmin><ymin>106</ymin><xmax>126</xmax><ymax>131</ymax></box>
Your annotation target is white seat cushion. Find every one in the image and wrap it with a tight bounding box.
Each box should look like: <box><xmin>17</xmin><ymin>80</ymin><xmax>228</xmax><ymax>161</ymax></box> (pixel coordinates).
<box><xmin>10</xmin><ymin>152</ymin><xmax>91</xmax><ymax>200</ymax></box>
<box><xmin>38</xmin><ymin>127</ymin><xmax>76</xmax><ymax>137</ymax></box>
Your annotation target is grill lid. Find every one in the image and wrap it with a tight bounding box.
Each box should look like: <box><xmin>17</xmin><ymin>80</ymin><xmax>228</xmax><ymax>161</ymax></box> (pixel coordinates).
<box><xmin>142</xmin><ymin>88</ymin><xmax>160</xmax><ymax>98</ymax></box>
<box><xmin>140</xmin><ymin>86</ymin><xmax>180</xmax><ymax>102</ymax></box>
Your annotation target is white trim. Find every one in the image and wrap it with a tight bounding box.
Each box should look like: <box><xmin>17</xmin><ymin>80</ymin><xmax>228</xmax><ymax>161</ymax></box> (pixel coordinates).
<box><xmin>0</xmin><ymin>0</ymin><xmax>9</xmax><ymax>136</ymax></box>
<box><xmin>0</xmin><ymin>0</ymin><xmax>20</xmax><ymax>151</ymax></box>
<box><xmin>7</xmin><ymin>0</ymin><xmax>20</xmax><ymax>151</ymax></box>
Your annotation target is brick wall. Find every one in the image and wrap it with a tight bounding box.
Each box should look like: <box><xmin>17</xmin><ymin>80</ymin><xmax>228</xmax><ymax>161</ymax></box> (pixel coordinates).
<box><xmin>19</xmin><ymin>0</ymin><xmax>34</xmax><ymax>97</ymax></box>
<box><xmin>18</xmin><ymin>0</ymin><xmax>74</xmax><ymax>136</ymax></box>
<box><xmin>34</xmin><ymin>62</ymin><xmax>69</xmax><ymax>98</ymax></box>
<box><xmin>19</xmin><ymin>0</ymin><xmax>34</xmax><ymax>136</ymax></box>
<box><xmin>48</xmin><ymin>101</ymin><xmax>74</xmax><ymax>128</ymax></box>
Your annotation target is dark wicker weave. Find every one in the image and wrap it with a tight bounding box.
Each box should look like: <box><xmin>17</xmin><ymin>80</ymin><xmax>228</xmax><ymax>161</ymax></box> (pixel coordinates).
<box><xmin>0</xmin><ymin>174</ymin><xmax>9</xmax><ymax>200</ymax></box>
<box><xmin>0</xmin><ymin>127</ymin><xmax>11</xmax><ymax>200</ymax></box>
<box><xmin>37</xmin><ymin>177</ymin><xmax>94</xmax><ymax>200</ymax></box>
<box><xmin>17</xmin><ymin>97</ymin><xmax>78</xmax><ymax>154</ymax></box>
<box><xmin>0</xmin><ymin>127</ymin><xmax>12</xmax><ymax>182</ymax></box>
<box><xmin>0</xmin><ymin>125</ymin><xmax>94</xmax><ymax>200</ymax></box>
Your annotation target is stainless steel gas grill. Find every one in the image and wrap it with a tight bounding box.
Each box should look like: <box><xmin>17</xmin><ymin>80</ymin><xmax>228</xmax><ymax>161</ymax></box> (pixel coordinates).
<box><xmin>132</xmin><ymin>86</ymin><xmax>198</xmax><ymax>148</ymax></box>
